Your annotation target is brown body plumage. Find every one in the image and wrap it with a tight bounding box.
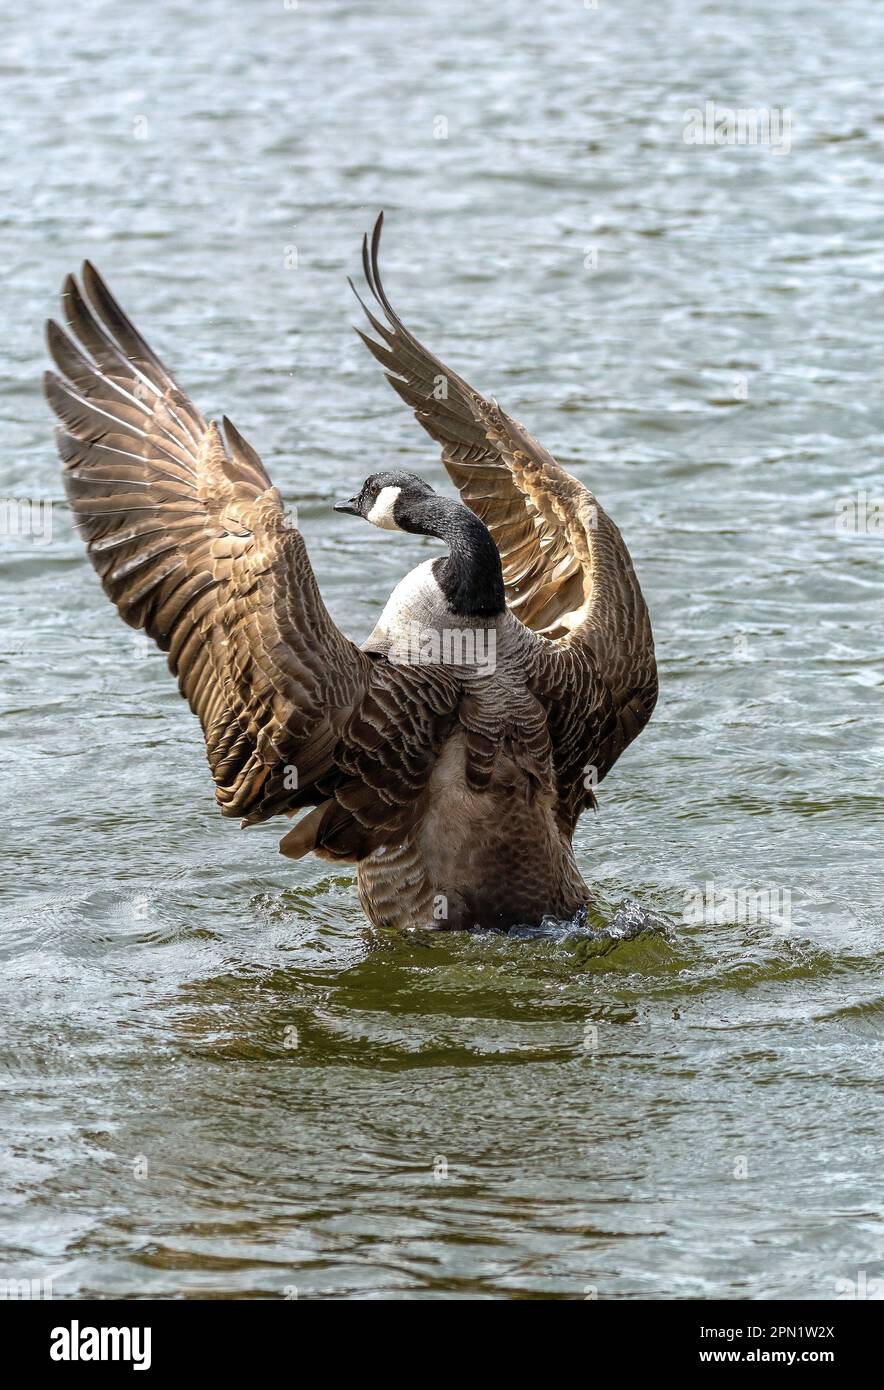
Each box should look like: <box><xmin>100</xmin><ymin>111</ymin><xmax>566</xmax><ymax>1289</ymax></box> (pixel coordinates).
<box><xmin>44</xmin><ymin>216</ymin><xmax>657</xmax><ymax>932</ymax></box>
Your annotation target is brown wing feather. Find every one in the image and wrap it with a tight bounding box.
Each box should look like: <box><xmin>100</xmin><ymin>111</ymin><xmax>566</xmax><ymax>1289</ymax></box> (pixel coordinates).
<box><xmin>45</xmin><ymin>262</ymin><xmax>457</xmax><ymax>845</ymax></box>
<box><xmin>282</xmin><ymin>660</ymin><xmax>461</xmax><ymax>861</ymax></box>
<box><xmin>352</xmin><ymin>215</ymin><xmax>657</xmax><ymax>815</ymax></box>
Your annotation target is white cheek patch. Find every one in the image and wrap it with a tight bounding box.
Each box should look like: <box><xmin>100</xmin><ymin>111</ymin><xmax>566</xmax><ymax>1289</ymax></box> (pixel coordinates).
<box><xmin>366</xmin><ymin>485</ymin><xmax>403</xmax><ymax>530</ymax></box>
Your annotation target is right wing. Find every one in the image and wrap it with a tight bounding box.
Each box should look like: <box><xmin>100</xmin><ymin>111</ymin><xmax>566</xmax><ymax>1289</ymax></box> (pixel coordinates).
<box><xmin>45</xmin><ymin>262</ymin><xmax>459</xmax><ymax>849</ymax></box>
<box><xmin>352</xmin><ymin>215</ymin><xmax>657</xmax><ymax>826</ymax></box>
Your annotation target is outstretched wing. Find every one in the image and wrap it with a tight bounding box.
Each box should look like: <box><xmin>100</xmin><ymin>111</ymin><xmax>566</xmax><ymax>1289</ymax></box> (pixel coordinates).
<box><xmin>44</xmin><ymin>262</ymin><xmax>459</xmax><ymax>845</ymax></box>
<box><xmin>352</xmin><ymin>215</ymin><xmax>657</xmax><ymax>820</ymax></box>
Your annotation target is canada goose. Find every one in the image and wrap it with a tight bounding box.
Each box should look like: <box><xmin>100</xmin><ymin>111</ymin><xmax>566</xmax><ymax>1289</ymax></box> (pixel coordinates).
<box><xmin>44</xmin><ymin>215</ymin><xmax>657</xmax><ymax>932</ymax></box>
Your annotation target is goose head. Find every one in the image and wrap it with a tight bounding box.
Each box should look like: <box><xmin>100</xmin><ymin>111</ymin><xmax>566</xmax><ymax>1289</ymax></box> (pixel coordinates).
<box><xmin>334</xmin><ymin>471</ymin><xmax>435</xmax><ymax>533</ymax></box>
<box><xmin>334</xmin><ymin>471</ymin><xmax>506</xmax><ymax>617</ymax></box>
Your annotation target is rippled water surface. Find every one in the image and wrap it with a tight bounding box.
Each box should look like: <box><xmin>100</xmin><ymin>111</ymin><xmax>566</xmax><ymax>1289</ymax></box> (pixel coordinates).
<box><xmin>2</xmin><ymin>0</ymin><xmax>883</xmax><ymax>1299</ymax></box>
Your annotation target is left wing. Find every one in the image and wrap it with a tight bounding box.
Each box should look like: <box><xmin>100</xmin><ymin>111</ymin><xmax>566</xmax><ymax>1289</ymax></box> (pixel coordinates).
<box><xmin>44</xmin><ymin>261</ymin><xmax>461</xmax><ymax>855</ymax></box>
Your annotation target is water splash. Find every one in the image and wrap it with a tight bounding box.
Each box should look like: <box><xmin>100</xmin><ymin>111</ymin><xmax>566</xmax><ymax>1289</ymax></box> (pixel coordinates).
<box><xmin>506</xmin><ymin>897</ymin><xmax>676</xmax><ymax>944</ymax></box>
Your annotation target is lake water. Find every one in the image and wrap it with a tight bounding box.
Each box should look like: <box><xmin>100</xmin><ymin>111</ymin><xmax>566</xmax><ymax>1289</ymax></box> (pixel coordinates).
<box><xmin>1</xmin><ymin>0</ymin><xmax>883</xmax><ymax>1299</ymax></box>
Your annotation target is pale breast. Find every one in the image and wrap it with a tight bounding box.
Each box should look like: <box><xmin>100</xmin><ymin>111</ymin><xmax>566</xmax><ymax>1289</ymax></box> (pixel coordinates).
<box><xmin>361</xmin><ymin>558</ymin><xmax>444</xmax><ymax>657</ymax></box>
<box><xmin>362</xmin><ymin>558</ymin><xmax>500</xmax><ymax>677</ymax></box>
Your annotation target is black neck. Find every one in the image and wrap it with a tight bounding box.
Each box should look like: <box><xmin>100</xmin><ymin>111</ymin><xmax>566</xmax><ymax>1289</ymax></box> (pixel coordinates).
<box><xmin>408</xmin><ymin>496</ymin><xmax>505</xmax><ymax>617</ymax></box>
